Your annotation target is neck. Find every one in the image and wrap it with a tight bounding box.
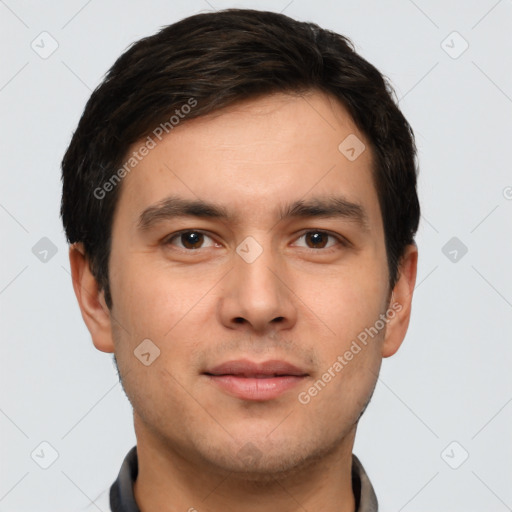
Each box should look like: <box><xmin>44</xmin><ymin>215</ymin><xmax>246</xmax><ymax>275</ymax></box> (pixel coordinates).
<box><xmin>133</xmin><ymin>420</ymin><xmax>357</xmax><ymax>512</ymax></box>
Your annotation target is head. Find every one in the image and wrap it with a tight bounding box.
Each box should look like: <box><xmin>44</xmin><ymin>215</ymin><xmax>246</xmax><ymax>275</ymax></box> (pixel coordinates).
<box><xmin>62</xmin><ymin>9</ymin><xmax>419</xmax><ymax>478</ymax></box>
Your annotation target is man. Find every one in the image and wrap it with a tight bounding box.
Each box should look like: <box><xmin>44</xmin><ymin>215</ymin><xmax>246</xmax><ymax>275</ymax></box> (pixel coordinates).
<box><xmin>61</xmin><ymin>8</ymin><xmax>419</xmax><ymax>512</ymax></box>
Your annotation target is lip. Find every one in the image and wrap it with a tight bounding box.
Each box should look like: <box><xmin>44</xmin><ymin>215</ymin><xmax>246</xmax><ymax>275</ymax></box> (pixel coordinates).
<box><xmin>204</xmin><ymin>359</ymin><xmax>308</xmax><ymax>401</ymax></box>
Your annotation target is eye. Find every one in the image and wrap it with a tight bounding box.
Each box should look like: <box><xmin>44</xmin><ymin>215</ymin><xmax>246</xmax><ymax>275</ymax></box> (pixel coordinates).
<box><xmin>293</xmin><ymin>230</ymin><xmax>344</xmax><ymax>250</ymax></box>
<box><xmin>165</xmin><ymin>230</ymin><xmax>218</xmax><ymax>250</ymax></box>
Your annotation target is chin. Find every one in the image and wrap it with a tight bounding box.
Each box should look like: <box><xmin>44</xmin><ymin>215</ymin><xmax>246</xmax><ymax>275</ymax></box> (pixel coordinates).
<box><xmin>197</xmin><ymin>433</ymin><xmax>343</xmax><ymax>483</ymax></box>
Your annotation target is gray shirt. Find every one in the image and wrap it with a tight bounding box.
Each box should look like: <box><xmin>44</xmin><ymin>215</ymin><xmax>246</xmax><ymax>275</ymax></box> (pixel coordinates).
<box><xmin>108</xmin><ymin>446</ymin><xmax>378</xmax><ymax>511</ymax></box>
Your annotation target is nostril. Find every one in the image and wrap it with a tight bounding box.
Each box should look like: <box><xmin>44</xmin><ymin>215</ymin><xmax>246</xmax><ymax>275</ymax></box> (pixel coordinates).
<box><xmin>234</xmin><ymin>317</ymin><xmax>245</xmax><ymax>324</ymax></box>
<box><xmin>272</xmin><ymin>316</ymin><xmax>285</xmax><ymax>323</ymax></box>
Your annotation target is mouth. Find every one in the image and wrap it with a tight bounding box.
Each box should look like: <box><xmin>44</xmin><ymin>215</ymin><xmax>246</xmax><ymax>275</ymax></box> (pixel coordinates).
<box><xmin>203</xmin><ymin>359</ymin><xmax>309</xmax><ymax>401</ymax></box>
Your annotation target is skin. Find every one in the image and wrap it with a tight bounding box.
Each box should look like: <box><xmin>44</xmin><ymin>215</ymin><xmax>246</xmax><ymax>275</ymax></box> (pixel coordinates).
<box><xmin>70</xmin><ymin>90</ymin><xmax>417</xmax><ymax>512</ymax></box>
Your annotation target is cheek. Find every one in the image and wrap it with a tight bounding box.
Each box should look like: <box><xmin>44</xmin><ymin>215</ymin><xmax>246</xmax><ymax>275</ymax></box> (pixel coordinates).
<box><xmin>111</xmin><ymin>254</ymin><xmax>202</xmax><ymax>335</ymax></box>
<box><xmin>109</xmin><ymin>256</ymin><xmax>215</xmax><ymax>381</ymax></box>
<box><xmin>293</xmin><ymin>258</ymin><xmax>388</xmax><ymax>405</ymax></box>
<box><xmin>307</xmin><ymin>306</ymin><xmax>384</xmax><ymax>420</ymax></box>
<box><xmin>297</xmin><ymin>261</ymin><xmax>388</xmax><ymax>339</ymax></box>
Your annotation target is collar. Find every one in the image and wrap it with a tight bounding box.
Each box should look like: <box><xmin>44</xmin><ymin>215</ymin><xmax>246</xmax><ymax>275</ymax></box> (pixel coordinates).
<box><xmin>110</xmin><ymin>445</ymin><xmax>378</xmax><ymax>511</ymax></box>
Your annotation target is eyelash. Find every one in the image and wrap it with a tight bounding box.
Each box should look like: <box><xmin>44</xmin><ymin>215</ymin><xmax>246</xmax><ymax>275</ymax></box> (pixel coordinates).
<box><xmin>163</xmin><ymin>229</ymin><xmax>349</xmax><ymax>252</ymax></box>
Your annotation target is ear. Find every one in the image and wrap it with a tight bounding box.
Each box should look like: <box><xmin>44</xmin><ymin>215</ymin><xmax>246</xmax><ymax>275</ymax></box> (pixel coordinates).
<box><xmin>68</xmin><ymin>243</ymin><xmax>115</xmax><ymax>353</ymax></box>
<box><xmin>381</xmin><ymin>244</ymin><xmax>418</xmax><ymax>358</ymax></box>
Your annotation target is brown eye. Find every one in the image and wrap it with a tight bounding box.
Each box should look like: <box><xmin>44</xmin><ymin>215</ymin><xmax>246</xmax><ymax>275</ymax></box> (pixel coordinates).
<box><xmin>304</xmin><ymin>231</ymin><xmax>329</xmax><ymax>249</ymax></box>
<box><xmin>291</xmin><ymin>230</ymin><xmax>348</xmax><ymax>252</ymax></box>
<box><xmin>180</xmin><ymin>231</ymin><xmax>203</xmax><ymax>249</ymax></box>
<box><xmin>166</xmin><ymin>230</ymin><xmax>217</xmax><ymax>250</ymax></box>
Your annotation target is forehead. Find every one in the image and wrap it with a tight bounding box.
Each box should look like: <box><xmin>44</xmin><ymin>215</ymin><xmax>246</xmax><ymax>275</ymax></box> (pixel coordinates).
<box><xmin>112</xmin><ymin>90</ymin><xmax>381</xmax><ymax>232</ymax></box>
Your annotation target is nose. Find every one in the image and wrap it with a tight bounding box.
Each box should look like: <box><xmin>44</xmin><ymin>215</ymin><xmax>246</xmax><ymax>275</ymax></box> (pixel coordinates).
<box><xmin>217</xmin><ymin>242</ymin><xmax>298</xmax><ymax>335</ymax></box>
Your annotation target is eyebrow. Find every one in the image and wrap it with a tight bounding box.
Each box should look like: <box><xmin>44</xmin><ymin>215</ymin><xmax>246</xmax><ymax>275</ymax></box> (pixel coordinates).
<box><xmin>137</xmin><ymin>196</ymin><xmax>230</xmax><ymax>232</ymax></box>
<box><xmin>278</xmin><ymin>197</ymin><xmax>369</xmax><ymax>231</ymax></box>
<box><xmin>137</xmin><ymin>195</ymin><xmax>370</xmax><ymax>232</ymax></box>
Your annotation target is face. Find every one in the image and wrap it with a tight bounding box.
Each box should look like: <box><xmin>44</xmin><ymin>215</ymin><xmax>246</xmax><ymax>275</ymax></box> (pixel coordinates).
<box><xmin>74</xmin><ymin>90</ymin><xmax>416</xmax><ymax>479</ymax></box>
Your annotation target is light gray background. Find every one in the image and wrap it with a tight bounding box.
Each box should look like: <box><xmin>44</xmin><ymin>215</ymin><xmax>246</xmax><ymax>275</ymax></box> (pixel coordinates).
<box><xmin>1</xmin><ymin>1</ymin><xmax>511</xmax><ymax>510</ymax></box>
